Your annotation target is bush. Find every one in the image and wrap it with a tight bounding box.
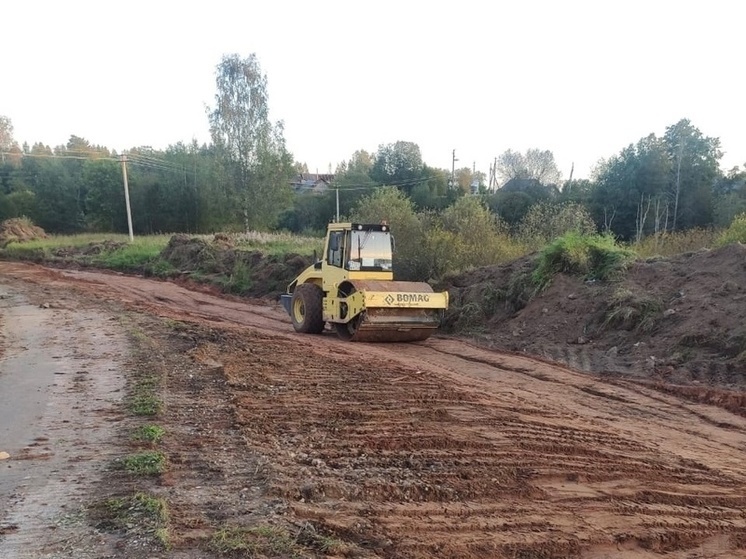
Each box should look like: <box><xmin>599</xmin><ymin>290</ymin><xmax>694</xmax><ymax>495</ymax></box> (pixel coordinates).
<box><xmin>717</xmin><ymin>213</ymin><xmax>746</xmax><ymax>246</ymax></box>
<box><xmin>517</xmin><ymin>201</ymin><xmax>597</xmax><ymax>249</ymax></box>
<box><xmin>635</xmin><ymin>228</ymin><xmax>718</xmax><ymax>258</ymax></box>
<box><xmin>533</xmin><ymin>232</ymin><xmax>635</xmax><ymax>290</ymax></box>
<box><xmin>425</xmin><ymin>197</ymin><xmax>525</xmax><ymax>278</ymax></box>
<box><xmin>351</xmin><ymin>186</ymin><xmax>428</xmax><ymax>280</ymax></box>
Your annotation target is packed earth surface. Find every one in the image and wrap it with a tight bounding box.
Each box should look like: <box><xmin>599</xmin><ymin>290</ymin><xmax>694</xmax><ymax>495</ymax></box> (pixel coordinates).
<box><xmin>1</xmin><ymin>255</ymin><xmax>746</xmax><ymax>558</ymax></box>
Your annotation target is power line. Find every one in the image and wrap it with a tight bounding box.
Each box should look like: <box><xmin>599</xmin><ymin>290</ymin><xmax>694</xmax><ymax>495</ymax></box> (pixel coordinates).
<box><xmin>127</xmin><ymin>158</ymin><xmax>195</xmax><ymax>176</ymax></box>
<box><xmin>127</xmin><ymin>153</ymin><xmax>185</xmax><ymax>168</ymax></box>
<box><xmin>0</xmin><ymin>150</ymin><xmax>193</xmax><ymax>175</ymax></box>
<box><xmin>329</xmin><ymin>174</ymin><xmax>435</xmax><ymax>191</ymax></box>
<box><xmin>0</xmin><ymin>151</ymin><xmax>117</xmax><ymax>161</ymax></box>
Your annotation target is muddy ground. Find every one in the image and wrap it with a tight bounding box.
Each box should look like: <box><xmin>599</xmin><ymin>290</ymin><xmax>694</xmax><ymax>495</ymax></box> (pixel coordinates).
<box><xmin>1</xmin><ymin>261</ymin><xmax>746</xmax><ymax>558</ymax></box>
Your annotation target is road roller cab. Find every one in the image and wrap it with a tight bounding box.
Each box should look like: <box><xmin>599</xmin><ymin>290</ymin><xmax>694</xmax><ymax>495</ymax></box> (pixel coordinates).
<box><xmin>280</xmin><ymin>222</ymin><xmax>448</xmax><ymax>342</ymax></box>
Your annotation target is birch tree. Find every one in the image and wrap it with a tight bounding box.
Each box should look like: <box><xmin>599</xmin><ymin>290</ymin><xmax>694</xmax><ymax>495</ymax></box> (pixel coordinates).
<box><xmin>208</xmin><ymin>54</ymin><xmax>293</xmax><ymax>230</ymax></box>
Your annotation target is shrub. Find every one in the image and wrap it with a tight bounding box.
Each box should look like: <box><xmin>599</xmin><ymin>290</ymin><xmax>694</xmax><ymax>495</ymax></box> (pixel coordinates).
<box><xmin>421</xmin><ymin>198</ymin><xmax>527</xmax><ymax>280</ymax></box>
<box><xmin>351</xmin><ymin>186</ymin><xmax>428</xmax><ymax>280</ymax></box>
<box><xmin>533</xmin><ymin>232</ymin><xmax>635</xmax><ymax>290</ymax></box>
<box><xmin>717</xmin><ymin>213</ymin><xmax>746</xmax><ymax>246</ymax></box>
<box><xmin>635</xmin><ymin>228</ymin><xmax>718</xmax><ymax>258</ymax></box>
<box><xmin>517</xmin><ymin>201</ymin><xmax>597</xmax><ymax>249</ymax></box>
<box><xmin>225</xmin><ymin>259</ymin><xmax>253</xmax><ymax>293</ymax></box>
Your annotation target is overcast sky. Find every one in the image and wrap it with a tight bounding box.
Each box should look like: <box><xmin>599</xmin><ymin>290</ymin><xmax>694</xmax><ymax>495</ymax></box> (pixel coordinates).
<box><xmin>3</xmin><ymin>0</ymin><xmax>744</xmax><ymax>180</ymax></box>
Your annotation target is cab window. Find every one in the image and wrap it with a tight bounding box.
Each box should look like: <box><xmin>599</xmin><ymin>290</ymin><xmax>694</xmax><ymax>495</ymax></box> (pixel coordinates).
<box><xmin>327</xmin><ymin>231</ymin><xmax>345</xmax><ymax>267</ymax></box>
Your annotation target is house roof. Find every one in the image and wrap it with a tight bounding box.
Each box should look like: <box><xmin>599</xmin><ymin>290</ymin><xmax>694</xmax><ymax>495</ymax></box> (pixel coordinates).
<box><xmin>296</xmin><ymin>173</ymin><xmax>334</xmax><ymax>183</ymax></box>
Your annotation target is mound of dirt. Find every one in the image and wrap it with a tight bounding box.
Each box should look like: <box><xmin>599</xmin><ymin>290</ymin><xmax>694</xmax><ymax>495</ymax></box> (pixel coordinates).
<box><xmin>159</xmin><ymin>234</ymin><xmax>311</xmax><ymax>299</ymax></box>
<box><xmin>160</xmin><ymin>234</ymin><xmax>221</xmax><ymax>272</ymax></box>
<box><xmin>0</xmin><ymin>218</ymin><xmax>47</xmax><ymax>247</ymax></box>
<box><xmin>445</xmin><ymin>243</ymin><xmax>746</xmax><ymax>386</ymax></box>
<box><xmin>51</xmin><ymin>240</ymin><xmax>128</xmax><ymax>258</ymax></box>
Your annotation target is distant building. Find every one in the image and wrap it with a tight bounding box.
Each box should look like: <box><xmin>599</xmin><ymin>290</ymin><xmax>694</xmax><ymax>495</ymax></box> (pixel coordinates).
<box><xmin>290</xmin><ymin>173</ymin><xmax>335</xmax><ymax>194</ymax></box>
<box><xmin>470</xmin><ymin>176</ymin><xmax>480</xmax><ymax>195</ymax></box>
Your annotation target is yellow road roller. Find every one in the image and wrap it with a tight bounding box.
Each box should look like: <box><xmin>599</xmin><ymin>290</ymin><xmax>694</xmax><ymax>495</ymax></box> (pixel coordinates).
<box><xmin>280</xmin><ymin>222</ymin><xmax>448</xmax><ymax>342</ymax></box>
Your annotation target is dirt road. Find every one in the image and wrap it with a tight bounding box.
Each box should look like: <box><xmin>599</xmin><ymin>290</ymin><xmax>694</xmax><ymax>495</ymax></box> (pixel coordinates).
<box><xmin>0</xmin><ymin>274</ymin><xmax>127</xmax><ymax>558</ymax></box>
<box><xmin>1</xmin><ymin>261</ymin><xmax>746</xmax><ymax>558</ymax></box>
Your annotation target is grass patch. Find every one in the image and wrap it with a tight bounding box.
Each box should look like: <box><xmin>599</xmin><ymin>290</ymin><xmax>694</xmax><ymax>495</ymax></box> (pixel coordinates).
<box><xmin>129</xmin><ymin>392</ymin><xmax>161</xmax><ymax>416</ymax></box>
<box><xmin>128</xmin><ymin>373</ymin><xmax>162</xmax><ymax>416</ymax></box>
<box><xmin>148</xmin><ymin>258</ymin><xmax>179</xmax><ymax>277</ymax></box>
<box><xmin>210</xmin><ymin>525</ymin><xmax>298</xmax><ymax>556</ymax></box>
<box><xmin>210</xmin><ymin>523</ymin><xmax>347</xmax><ymax>557</ymax></box>
<box><xmin>131</xmin><ymin>424</ymin><xmax>165</xmax><ymax>444</ymax></box>
<box><xmin>295</xmin><ymin>522</ymin><xmax>346</xmax><ymax>554</ymax></box>
<box><xmin>162</xmin><ymin>318</ymin><xmax>191</xmax><ymax>333</ymax></box>
<box><xmin>2</xmin><ymin>233</ymin><xmax>172</xmax><ymax>272</ymax></box>
<box><xmin>91</xmin><ymin>240</ymin><xmax>164</xmax><ymax>271</ymax></box>
<box><xmin>678</xmin><ymin>331</ymin><xmax>746</xmax><ymax>358</ymax></box>
<box><xmin>92</xmin><ymin>492</ymin><xmax>170</xmax><ymax>548</ymax></box>
<box><xmin>504</xmin><ymin>268</ymin><xmax>540</xmax><ymax>312</ymax></box>
<box><xmin>3</xmin><ymin>230</ymin><xmax>323</xmax><ymax>260</ymax></box>
<box><xmin>533</xmin><ymin>232</ymin><xmax>635</xmax><ymax>291</ymax></box>
<box><xmin>118</xmin><ymin>451</ymin><xmax>166</xmax><ymax>476</ymax></box>
<box><xmin>232</xmin><ymin>230</ymin><xmax>323</xmax><ymax>256</ymax></box>
<box><xmin>223</xmin><ymin>258</ymin><xmax>253</xmax><ymax>294</ymax></box>
<box><xmin>604</xmin><ymin>288</ymin><xmax>664</xmax><ymax>333</ymax></box>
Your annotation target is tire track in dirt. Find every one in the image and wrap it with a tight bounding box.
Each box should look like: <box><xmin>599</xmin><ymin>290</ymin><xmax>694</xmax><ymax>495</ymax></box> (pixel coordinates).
<box><xmin>204</xmin><ymin>329</ymin><xmax>746</xmax><ymax>558</ymax></box>
<box><xmin>2</xmin><ymin>261</ymin><xmax>746</xmax><ymax>557</ymax></box>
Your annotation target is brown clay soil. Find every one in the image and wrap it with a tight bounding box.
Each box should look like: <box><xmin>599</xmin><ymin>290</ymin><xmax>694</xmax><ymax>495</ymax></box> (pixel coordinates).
<box><xmin>1</xmin><ymin>260</ymin><xmax>746</xmax><ymax>558</ymax></box>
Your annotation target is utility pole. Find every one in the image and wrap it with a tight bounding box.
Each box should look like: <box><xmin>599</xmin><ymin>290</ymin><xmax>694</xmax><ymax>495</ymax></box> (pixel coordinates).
<box><xmin>489</xmin><ymin>157</ymin><xmax>497</xmax><ymax>191</ymax></box>
<box><xmin>120</xmin><ymin>154</ymin><xmax>134</xmax><ymax>242</ymax></box>
<box><xmin>335</xmin><ymin>186</ymin><xmax>340</xmax><ymax>222</ymax></box>
<box><xmin>471</xmin><ymin>161</ymin><xmax>478</xmax><ymax>195</ymax></box>
<box><xmin>450</xmin><ymin>149</ymin><xmax>458</xmax><ymax>189</ymax></box>
<box><xmin>673</xmin><ymin>140</ymin><xmax>683</xmax><ymax>232</ymax></box>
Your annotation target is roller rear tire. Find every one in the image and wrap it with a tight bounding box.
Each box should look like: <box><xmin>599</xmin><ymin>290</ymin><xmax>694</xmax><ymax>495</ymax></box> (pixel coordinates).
<box><xmin>290</xmin><ymin>283</ymin><xmax>325</xmax><ymax>334</ymax></box>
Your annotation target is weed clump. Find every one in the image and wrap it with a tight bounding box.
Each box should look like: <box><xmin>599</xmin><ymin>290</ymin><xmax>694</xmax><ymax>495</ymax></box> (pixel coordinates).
<box><xmin>211</xmin><ymin>525</ymin><xmax>297</xmax><ymax>556</ymax></box>
<box><xmin>131</xmin><ymin>424</ymin><xmax>165</xmax><ymax>444</ymax></box>
<box><xmin>129</xmin><ymin>390</ymin><xmax>161</xmax><ymax>416</ymax></box>
<box><xmin>210</xmin><ymin>524</ymin><xmax>345</xmax><ymax>557</ymax></box>
<box><xmin>128</xmin><ymin>374</ymin><xmax>162</xmax><ymax>416</ymax></box>
<box><xmin>91</xmin><ymin>492</ymin><xmax>170</xmax><ymax>548</ymax></box>
<box><xmin>118</xmin><ymin>451</ymin><xmax>167</xmax><ymax>476</ymax></box>
<box><xmin>604</xmin><ymin>288</ymin><xmax>664</xmax><ymax>333</ymax></box>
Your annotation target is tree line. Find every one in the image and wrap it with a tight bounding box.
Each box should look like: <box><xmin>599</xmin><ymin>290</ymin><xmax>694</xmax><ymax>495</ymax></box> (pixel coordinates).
<box><xmin>1</xmin><ymin>54</ymin><xmax>744</xmax><ymax>242</ymax></box>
